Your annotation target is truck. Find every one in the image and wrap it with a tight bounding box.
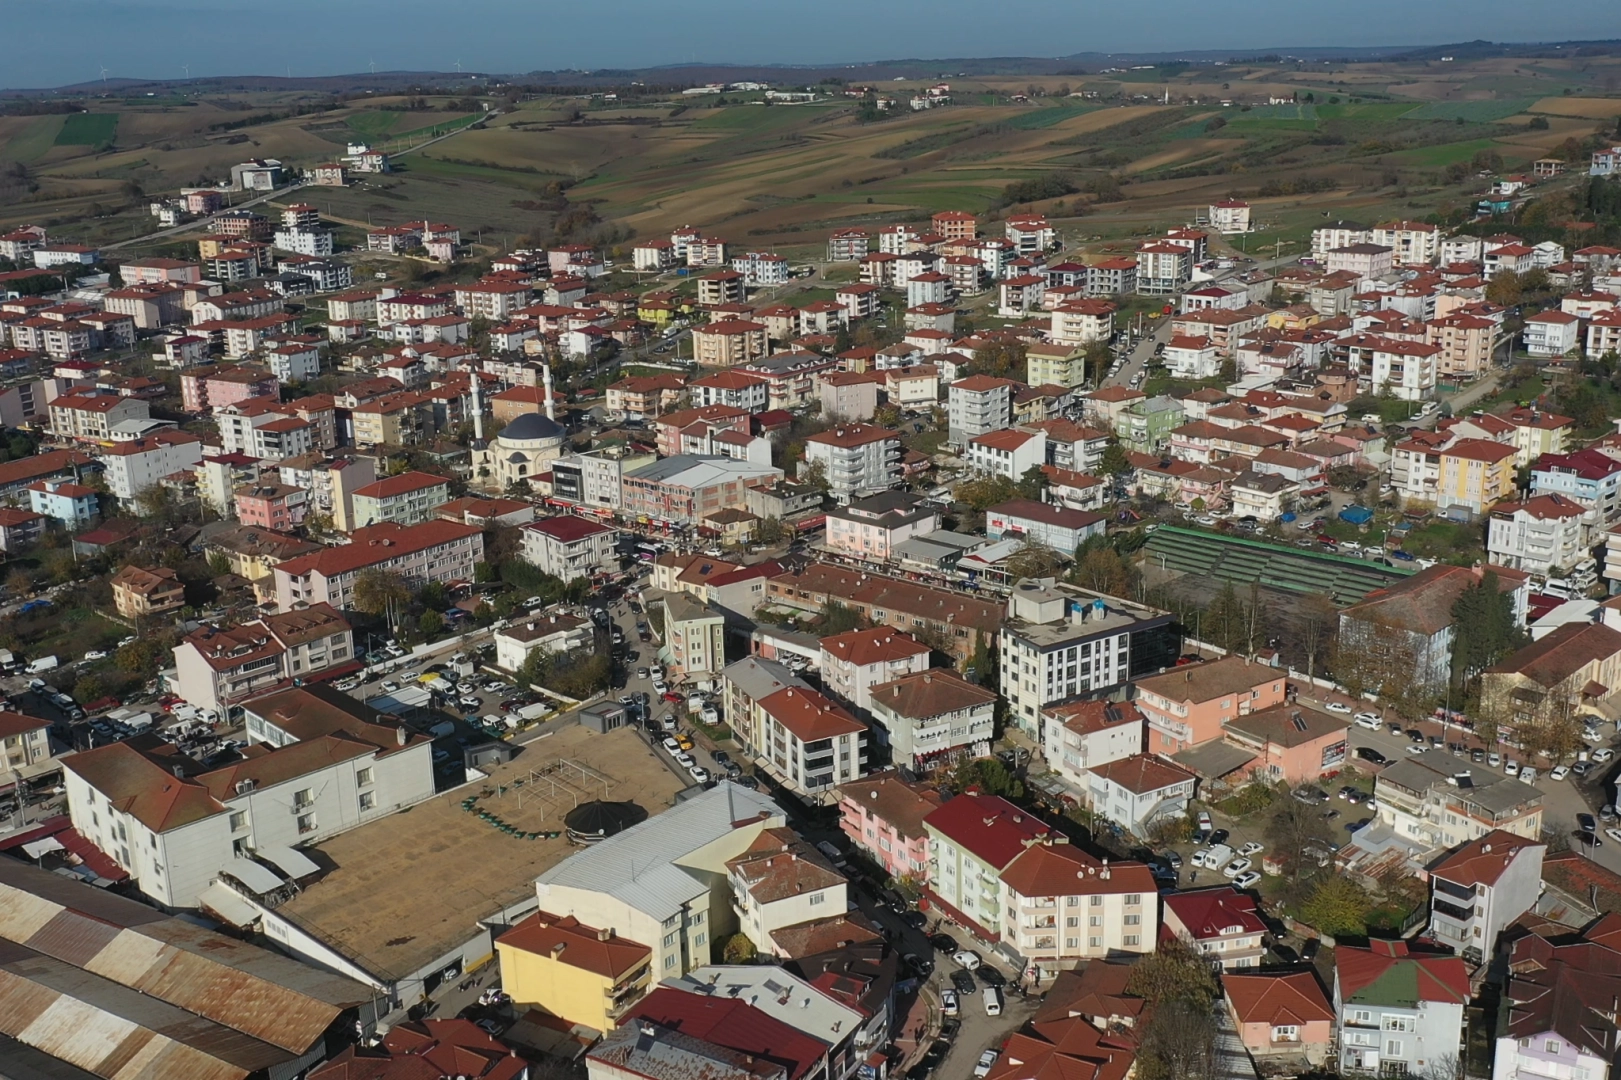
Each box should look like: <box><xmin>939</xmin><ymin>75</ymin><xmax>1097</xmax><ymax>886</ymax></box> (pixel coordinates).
<box><xmin>424</xmin><ymin>676</ymin><xmax>456</xmax><ymax>696</ymax></box>
<box><xmin>25</xmin><ymin>656</ymin><xmax>58</xmax><ymax>674</ymax></box>
<box><xmin>518</xmin><ymin>702</ymin><xmax>549</xmax><ymax>722</ymax></box>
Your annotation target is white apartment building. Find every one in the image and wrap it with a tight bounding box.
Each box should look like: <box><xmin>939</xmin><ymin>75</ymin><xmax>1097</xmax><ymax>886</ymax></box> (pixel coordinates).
<box><xmin>1164</xmin><ymin>335</ymin><xmax>1222</xmax><ymax>379</ymax></box>
<box><xmin>1207</xmin><ymin>200</ymin><xmax>1252</xmax><ymax>234</ymax></box>
<box><xmin>272</xmin><ymin>228</ymin><xmax>334</xmax><ymax>257</ymax></box>
<box><xmin>1040</xmin><ymin>699</ymin><xmax>1146</xmax><ymax>794</ymax></box>
<box><xmin>62</xmin><ymin>685</ymin><xmax>434</xmax><ymax>909</ymax></box>
<box><xmin>520</xmin><ymin>515</ymin><xmax>619</xmax><ymax>581</ymax></box>
<box><xmin>948</xmin><ymin>375</ymin><xmax>1014</xmax><ymax>449</ymax></box>
<box><xmin>824</xmin><ymin>491</ymin><xmax>940</xmax><ymax>563</ymax></box>
<box><xmin>725</xmin><ymin>827</ymin><xmax>849</xmax><ymax>956</ymax></box>
<box><xmin>98</xmin><ymin>431</ymin><xmax>203</xmax><ymax>502</ymax></box>
<box><xmin>1370</xmin><ymin>221</ymin><xmax>1441</xmax><ymax>266</ymax></box>
<box><xmin>1427</xmin><ymin>830</ymin><xmax>1544</xmax><ymax>965</ymax></box>
<box><xmin>1371</xmin><ymin>340</ymin><xmax>1440</xmax><ymax>401</ymax></box>
<box><xmin>804</xmin><ymin>424</ymin><xmax>902</xmax><ymax>503</ymax></box>
<box><xmin>271</xmin><ymin>520</ymin><xmax>484</xmax><ymax>612</ymax></box>
<box><xmin>1163</xmin><ymin>886</ymin><xmax>1269</xmax><ymax>970</ymax></box>
<box><xmin>1336</xmin><ymin>940</ymin><xmax>1468</xmax><ymax>1076</ymax></box>
<box><xmin>741</xmin><ymin>682</ymin><xmax>867</xmax><ymax>797</ymax></box>
<box><xmin>1374</xmin><ymin>749</ymin><xmax>1543</xmax><ymax>852</ymax></box>
<box><xmin>922</xmin><ymin>793</ymin><xmax>1058</xmax><ymax>941</ymax></box>
<box><xmin>1487</xmin><ymin>494</ymin><xmax>1588</xmax><ymax>575</ymax></box>
<box><xmin>1312</xmin><ymin>221</ymin><xmax>1372</xmax><ymax>260</ymax></box>
<box><xmin>1523</xmin><ymin>310</ymin><xmax>1582</xmax><ymax>358</ymax></box>
<box><xmin>171</xmin><ymin>604</ymin><xmax>355</xmax><ymax>714</ymax></box>
<box><xmin>819</xmin><ymin>627</ymin><xmax>930</xmax><ymax>713</ymax></box>
<box><xmin>348</xmin><ymin>470</ymin><xmax>450</xmax><ymax>528</ymax></box>
<box><xmin>869</xmin><ymin>669</ymin><xmax>996</xmax><ymax>771</ymax></box>
<box><xmin>494</xmin><ymin>612</ymin><xmax>594</xmax><ymax>673</ymax></box>
<box><xmin>966</xmin><ymin>428</ymin><xmax>1046</xmax><ymax>481</ymax></box>
<box><xmin>998</xmin><ymin>839</ymin><xmax>1158</xmax><ymax>965</ymax></box>
<box><xmin>998</xmin><ymin>579</ymin><xmax>1174</xmax><ymax>736</ymax></box>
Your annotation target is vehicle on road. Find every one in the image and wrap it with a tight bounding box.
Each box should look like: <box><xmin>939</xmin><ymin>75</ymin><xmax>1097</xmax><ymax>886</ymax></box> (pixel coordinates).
<box><xmin>1551</xmin><ymin>765</ymin><xmax>1571</xmax><ymax>781</ymax></box>
<box><xmin>952</xmin><ymin>970</ymin><xmax>977</xmax><ymax>995</ymax></box>
<box><xmin>1596</xmin><ymin>748</ymin><xmax>1616</xmax><ymax>763</ymax></box>
<box><xmin>1353</xmin><ymin>712</ymin><xmax>1381</xmax><ymax>730</ymax></box>
<box><xmin>952</xmin><ymin>950</ymin><xmax>981</xmax><ymax>970</ymax></box>
<box><xmin>1355</xmin><ymin>747</ymin><xmax>1389</xmax><ymax>765</ymax></box>
<box><xmin>1233</xmin><ymin>870</ymin><xmax>1262</xmax><ymax>888</ymax></box>
<box><xmin>1324</xmin><ymin>701</ymin><xmax>1351</xmax><ymax>713</ymax></box>
<box><xmin>931</xmin><ymin>933</ymin><xmax>958</xmax><ymax>953</ymax></box>
<box><xmin>974</xmin><ymin>1050</ymin><xmax>1000</xmax><ymax>1079</ymax></box>
<box><xmin>1580</xmin><ymin>813</ymin><xmax>1598</xmax><ymax>834</ymax></box>
<box><xmin>941</xmin><ymin>989</ymin><xmax>959</xmax><ymax>1017</ymax></box>
<box><xmin>982</xmin><ymin>987</ymin><xmax>1002</xmax><ymax>1016</ymax></box>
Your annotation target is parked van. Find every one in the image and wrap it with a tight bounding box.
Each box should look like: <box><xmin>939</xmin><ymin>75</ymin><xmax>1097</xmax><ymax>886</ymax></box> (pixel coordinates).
<box><xmin>25</xmin><ymin>656</ymin><xmax>58</xmax><ymax>674</ymax></box>
<box><xmin>983</xmin><ymin>987</ymin><xmax>1002</xmax><ymax>1016</ymax></box>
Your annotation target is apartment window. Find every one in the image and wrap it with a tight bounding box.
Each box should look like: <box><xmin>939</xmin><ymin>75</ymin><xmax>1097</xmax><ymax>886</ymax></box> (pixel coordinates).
<box><xmin>664</xmin><ymin>954</ymin><xmax>677</xmax><ymax>970</ymax></box>
<box><xmin>1066</xmin><ymin>937</ymin><xmax>1078</xmax><ymax>949</ymax></box>
<box><xmin>809</xmin><ymin>893</ymin><xmax>825</xmax><ymax>906</ymax></box>
<box><xmin>1066</xmin><ymin>896</ymin><xmax>1078</xmax><ymax>907</ymax></box>
<box><xmin>1088</xmin><ymin>936</ymin><xmax>1102</xmax><ymax>948</ymax></box>
<box><xmin>694</xmin><ymin>932</ymin><xmax>706</xmax><ymax>946</ymax></box>
<box><xmin>1124</xmin><ymin>914</ymin><xmax>1141</xmax><ymax>925</ymax></box>
<box><xmin>359</xmin><ymin>791</ymin><xmax>376</xmax><ymax>812</ymax></box>
<box><xmin>1124</xmin><ymin>893</ymin><xmax>1141</xmax><ymax>906</ymax></box>
<box><xmin>1545</xmin><ymin>1041</ymin><xmax>1562</xmax><ymax>1055</ymax></box>
<box><xmin>356</xmin><ymin>767</ymin><xmax>374</xmax><ymax>787</ymax></box>
<box><xmin>293</xmin><ymin>788</ymin><xmax>314</xmax><ymax>809</ymax></box>
<box><xmin>297</xmin><ymin>813</ymin><xmax>316</xmax><ymax>834</ymax></box>
<box><xmin>1124</xmin><ymin>934</ymin><xmax>1139</xmax><ymax>947</ymax></box>
<box><xmin>1384</xmin><ymin>1040</ymin><xmax>1404</xmax><ymax>1059</ymax></box>
<box><xmin>1066</xmin><ymin>916</ymin><xmax>1078</xmax><ymax>928</ymax></box>
<box><xmin>1088</xmin><ymin>915</ymin><xmax>1102</xmax><ymax>927</ymax></box>
<box><xmin>1089</xmin><ymin>894</ymin><xmax>1102</xmax><ymax>906</ymax></box>
<box><xmin>1383</xmin><ymin>1017</ymin><xmax>1411</xmax><ymax>1033</ymax></box>
<box><xmin>1273</xmin><ymin>1026</ymin><xmax>1299</xmax><ymax>1042</ymax></box>
<box><xmin>663</xmin><ymin>932</ymin><xmax>677</xmax><ymax>948</ymax></box>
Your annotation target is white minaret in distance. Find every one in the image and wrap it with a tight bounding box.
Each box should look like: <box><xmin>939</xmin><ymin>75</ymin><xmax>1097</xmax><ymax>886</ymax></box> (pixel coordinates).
<box><xmin>470</xmin><ymin>369</ymin><xmax>484</xmax><ymax>441</ymax></box>
<box><xmin>542</xmin><ymin>359</ymin><xmax>555</xmax><ymax>421</ymax></box>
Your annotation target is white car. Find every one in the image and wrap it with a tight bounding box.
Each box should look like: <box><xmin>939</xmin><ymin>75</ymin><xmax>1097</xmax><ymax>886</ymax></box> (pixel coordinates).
<box><xmin>1190</xmin><ymin>846</ymin><xmax>1213</xmax><ymax>867</ymax></box>
<box><xmin>1489</xmin><ymin>752</ymin><xmax>1502</xmax><ymax>766</ymax></box>
<box><xmin>1584</xmin><ymin>729</ymin><xmax>1602</xmax><ymax>744</ymax></box>
<box><xmin>1232</xmin><ymin>870</ymin><xmax>1262</xmax><ymax>889</ymax></box>
<box><xmin>1222</xmin><ymin>858</ymin><xmax>1252</xmax><ymax>878</ymax></box>
<box><xmin>1606</xmin><ymin>828</ymin><xmax>1621</xmax><ymax>845</ymax></box>
<box><xmin>661</xmin><ymin>737</ymin><xmax>680</xmax><ymax>753</ymax></box>
<box><xmin>1405</xmin><ymin>744</ymin><xmax>1425</xmax><ymax>755</ymax></box>
<box><xmin>1237</xmin><ymin>841</ymin><xmax>1264</xmax><ymax>857</ymax></box>
<box><xmin>1551</xmin><ymin>765</ymin><xmax>1571</xmax><ymax>781</ymax></box>
<box><xmin>1324</xmin><ymin>701</ymin><xmax>1352</xmax><ymax>714</ymax></box>
<box><xmin>381</xmin><ymin>680</ymin><xmax>400</xmax><ymax>692</ymax></box>
<box><xmin>974</xmin><ymin>1050</ymin><xmax>1000</xmax><ymax>1079</ymax></box>
<box><xmin>398</xmin><ymin>671</ymin><xmax>420</xmax><ymax>682</ymax></box>
<box><xmin>941</xmin><ymin>989</ymin><xmax>959</xmax><ymax>1017</ymax></box>
<box><xmin>1504</xmin><ymin>761</ymin><xmax>1520</xmax><ymax>777</ymax></box>
<box><xmin>82</xmin><ymin>650</ymin><xmax>106</xmax><ymax>661</ymax></box>
<box><xmin>952</xmin><ymin>950</ymin><xmax>981</xmax><ymax>970</ymax></box>
<box><xmin>675</xmin><ymin>752</ymin><xmax>695</xmax><ymax>768</ymax></box>
<box><xmin>688</xmin><ymin>765</ymin><xmax>710</xmax><ymax>783</ymax></box>
<box><xmin>1596</xmin><ymin>749</ymin><xmax>1616</xmax><ymax>764</ymax></box>
<box><xmin>1353</xmin><ymin>712</ymin><xmax>1381</xmax><ymax>729</ymax></box>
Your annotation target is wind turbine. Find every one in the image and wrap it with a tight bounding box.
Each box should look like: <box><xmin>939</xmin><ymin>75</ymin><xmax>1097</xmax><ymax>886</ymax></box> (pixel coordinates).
<box><xmin>455</xmin><ymin>58</ymin><xmax>462</xmax><ymax>74</ymax></box>
<box><xmin>182</xmin><ymin>64</ymin><xmax>189</xmax><ymax>79</ymax></box>
<box><xmin>369</xmin><ymin>59</ymin><xmax>376</xmax><ymax>75</ymax></box>
<box><xmin>99</xmin><ymin>65</ymin><xmax>109</xmax><ymax>84</ymax></box>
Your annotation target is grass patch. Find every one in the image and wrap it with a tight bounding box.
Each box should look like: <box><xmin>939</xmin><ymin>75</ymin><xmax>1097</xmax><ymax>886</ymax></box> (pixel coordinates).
<box><xmin>346</xmin><ymin>110</ymin><xmax>403</xmax><ymax>138</ymax></box>
<box><xmin>0</xmin><ymin>116</ymin><xmax>66</xmax><ymax>162</ymax></box>
<box><xmin>1315</xmin><ymin>102</ymin><xmax>1419</xmax><ymax>120</ymax></box>
<box><xmin>1398</xmin><ymin>520</ymin><xmax>1485</xmax><ymax>565</ymax></box>
<box><xmin>1239</xmin><ymin>103</ymin><xmax>1318</xmax><ymax>122</ymax></box>
<box><xmin>1001</xmin><ymin>104</ymin><xmax>1100</xmax><ymax>130</ymax></box>
<box><xmin>1386</xmin><ymin>138</ymin><xmax>1508</xmax><ymax>167</ymax></box>
<box><xmin>55</xmin><ymin>113</ymin><xmax>118</xmax><ymax>148</ymax></box>
<box><xmin>1404</xmin><ymin>99</ymin><xmax>1537</xmax><ymax>122</ymax></box>
<box><xmin>392</xmin><ymin>113</ymin><xmax>481</xmax><ymax>141</ymax></box>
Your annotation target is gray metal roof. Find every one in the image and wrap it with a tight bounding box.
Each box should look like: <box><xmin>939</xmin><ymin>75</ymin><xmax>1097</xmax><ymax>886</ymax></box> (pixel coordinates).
<box><xmin>723</xmin><ymin>657</ymin><xmax>808</xmax><ymax>703</ymax></box>
<box><xmin>626</xmin><ymin>454</ymin><xmax>780</xmax><ymax>489</ymax></box>
<box><xmin>677</xmin><ymin>966</ymin><xmax>861</xmax><ymax>1046</ymax></box>
<box><xmin>590</xmin><ymin>1019</ymin><xmax>787</xmax><ymax>1080</ymax></box>
<box><xmin>536</xmin><ymin>782</ymin><xmax>784</xmax><ymax>922</ymax></box>
<box><xmin>1377</xmin><ymin>750</ymin><xmax>1542</xmax><ymax>813</ymax></box>
<box><xmin>1171</xmin><ymin>740</ymin><xmax>1258</xmax><ymax>780</ymax></box>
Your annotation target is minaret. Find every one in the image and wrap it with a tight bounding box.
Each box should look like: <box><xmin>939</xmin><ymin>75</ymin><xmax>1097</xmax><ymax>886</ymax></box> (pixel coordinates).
<box><xmin>470</xmin><ymin>370</ymin><xmax>484</xmax><ymax>441</ymax></box>
<box><xmin>542</xmin><ymin>360</ymin><xmax>555</xmax><ymax>422</ymax></box>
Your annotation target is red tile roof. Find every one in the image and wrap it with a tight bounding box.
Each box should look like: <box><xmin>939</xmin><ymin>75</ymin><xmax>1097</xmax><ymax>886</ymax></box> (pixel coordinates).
<box><xmin>923</xmin><ymin>793</ymin><xmax>1055</xmax><ymax>869</ymax></box>
<box><xmin>820</xmin><ymin>627</ymin><xmax>930</xmax><ymax>667</ymax></box>
<box><xmin>1224</xmin><ymin>970</ymin><xmax>1334</xmax><ymax>1026</ymax></box>
<box><xmin>1162</xmin><ymin>886</ymin><xmax>1267</xmax><ymax>939</ymax></box>
<box><xmin>629</xmin><ymin>988</ymin><xmax>828</xmax><ymax>1080</ymax></box>
<box><xmin>1000</xmin><ymin>841</ymin><xmax>1158</xmax><ymax>898</ymax></box>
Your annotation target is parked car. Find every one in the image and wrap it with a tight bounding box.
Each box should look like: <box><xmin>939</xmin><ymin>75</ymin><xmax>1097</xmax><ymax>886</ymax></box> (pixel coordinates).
<box><xmin>1355</xmin><ymin>747</ymin><xmax>1389</xmax><ymax>765</ymax></box>
<box><xmin>1551</xmin><ymin>765</ymin><xmax>1571</xmax><ymax>781</ymax></box>
<box><xmin>1222</xmin><ymin>858</ymin><xmax>1252</xmax><ymax>878</ymax></box>
<box><xmin>1323</xmin><ymin>701</ymin><xmax>1351</xmax><ymax>714</ymax></box>
<box><xmin>1237</xmin><ymin>841</ymin><xmax>1263</xmax><ymax>857</ymax></box>
<box><xmin>952</xmin><ymin>950</ymin><xmax>981</xmax><ymax>970</ymax></box>
<box><xmin>1233</xmin><ymin>870</ymin><xmax>1262</xmax><ymax>889</ymax></box>
<box><xmin>952</xmin><ymin>970</ymin><xmax>977</xmax><ymax>995</ymax></box>
<box><xmin>1353</xmin><ymin>712</ymin><xmax>1381</xmax><ymax>730</ymax></box>
<box><xmin>974</xmin><ymin>1050</ymin><xmax>1000</xmax><ymax>1079</ymax></box>
<box><xmin>941</xmin><ymin>989</ymin><xmax>959</xmax><ymax>1017</ymax></box>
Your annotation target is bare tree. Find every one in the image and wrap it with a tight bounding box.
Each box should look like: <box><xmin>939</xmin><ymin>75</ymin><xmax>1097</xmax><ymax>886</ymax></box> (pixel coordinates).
<box><xmin>1298</xmin><ymin>591</ymin><xmax>1337</xmax><ymax>683</ymax></box>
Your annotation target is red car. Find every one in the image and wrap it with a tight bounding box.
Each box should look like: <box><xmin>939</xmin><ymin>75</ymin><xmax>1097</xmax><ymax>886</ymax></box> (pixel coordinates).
<box><xmin>662</xmin><ymin>691</ymin><xmax>683</xmax><ymax>704</ymax></box>
<box><xmin>1316</xmin><ymin>534</ymin><xmax>1338</xmax><ymax>546</ymax></box>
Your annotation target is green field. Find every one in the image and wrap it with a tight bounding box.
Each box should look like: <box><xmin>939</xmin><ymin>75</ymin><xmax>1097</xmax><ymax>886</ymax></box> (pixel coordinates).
<box><xmin>0</xmin><ymin>116</ymin><xmax>66</xmax><ymax>161</ymax></box>
<box><xmin>1315</xmin><ymin>102</ymin><xmax>1419</xmax><ymax>120</ymax></box>
<box><xmin>346</xmin><ymin>110</ymin><xmax>403</xmax><ymax>138</ymax></box>
<box><xmin>1000</xmin><ymin>104</ymin><xmax>1101</xmax><ymax>130</ymax></box>
<box><xmin>1387</xmin><ymin>137</ymin><xmax>1513</xmax><ymax>166</ymax></box>
<box><xmin>1240</xmin><ymin>103</ymin><xmax>1318</xmax><ymax>121</ymax></box>
<box><xmin>55</xmin><ymin>113</ymin><xmax>118</xmax><ymax>148</ymax></box>
<box><xmin>1404</xmin><ymin>99</ymin><xmax>1537</xmax><ymax>122</ymax></box>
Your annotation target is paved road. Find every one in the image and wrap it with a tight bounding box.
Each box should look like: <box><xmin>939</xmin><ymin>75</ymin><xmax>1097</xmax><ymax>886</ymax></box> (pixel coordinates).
<box><xmin>103</xmin><ymin>182</ymin><xmax>310</xmax><ymax>251</ymax></box>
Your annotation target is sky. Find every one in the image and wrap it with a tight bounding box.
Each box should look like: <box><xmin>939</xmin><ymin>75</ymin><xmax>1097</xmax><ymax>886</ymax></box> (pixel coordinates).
<box><xmin>7</xmin><ymin>0</ymin><xmax>1621</xmax><ymax>89</ymax></box>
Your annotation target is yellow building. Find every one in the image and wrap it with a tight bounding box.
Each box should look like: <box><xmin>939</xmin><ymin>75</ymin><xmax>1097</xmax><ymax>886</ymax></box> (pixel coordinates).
<box><xmin>1025</xmin><ymin>343</ymin><xmax>1086</xmax><ymax>389</ymax></box>
<box><xmin>1437</xmin><ymin>438</ymin><xmax>1518</xmax><ymax>515</ymax></box>
<box><xmin>1265</xmin><ymin>304</ymin><xmax>1322</xmax><ymax>331</ymax></box>
<box><xmin>495</xmin><ymin>911</ymin><xmax>652</xmax><ymax>1034</ymax></box>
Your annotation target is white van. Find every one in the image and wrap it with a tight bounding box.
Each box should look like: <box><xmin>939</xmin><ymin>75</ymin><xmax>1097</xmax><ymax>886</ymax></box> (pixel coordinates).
<box><xmin>983</xmin><ymin>987</ymin><xmax>1002</xmax><ymax>1016</ymax></box>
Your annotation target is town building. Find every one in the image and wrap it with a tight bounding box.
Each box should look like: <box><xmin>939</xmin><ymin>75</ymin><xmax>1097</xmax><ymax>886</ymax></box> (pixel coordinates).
<box><xmin>997</xmin><ymin>838</ymin><xmax>1159</xmax><ymax>967</ymax></box>
<box><xmin>1225</xmin><ymin>971</ymin><xmax>1336</xmax><ymax>1069</ymax></box>
<box><xmin>836</xmin><ymin>773</ymin><xmax>940</xmax><ymax>882</ymax></box>
<box><xmin>819</xmin><ymin>627</ymin><xmax>931</xmax><ymax>713</ymax></box>
<box><xmin>1374</xmin><ymin>749</ymin><xmax>1544</xmax><ymax>853</ymax></box>
<box><xmin>493</xmin><ymin>611</ymin><xmax>594</xmax><ymax>673</ymax></box>
<box><xmin>661</xmin><ymin>592</ymin><xmax>727</xmax><ymax>678</ymax></box>
<box><xmin>521</xmin><ymin>515</ymin><xmax>618</xmax><ymax>581</ymax></box>
<box><xmin>1335</xmin><ymin>940</ymin><xmax>1469</xmax><ymax>1076</ymax></box>
<box><xmin>824</xmin><ymin>491</ymin><xmax>940</xmax><ymax>563</ymax></box>
<box><xmin>868</xmin><ymin>668</ymin><xmax>995</xmax><ymax>772</ymax></box>
<box><xmin>495</xmin><ymin>910</ymin><xmax>652</xmax><ymax>1035</ymax></box>
<box><xmin>1427</xmin><ymin>830</ymin><xmax>1544</xmax><ymax>965</ymax></box>
<box><xmin>1163</xmin><ymin>885</ymin><xmax>1268</xmax><ymax>970</ymax></box>
<box><xmin>998</xmin><ymin>579</ymin><xmax>1178</xmax><ymax>736</ymax></box>
<box><xmin>171</xmin><ymin>604</ymin><xmax>355</xmax><ymax>714</ymax></box>
<box><xmin>1492</xmin><ymin>915</ymin><xmax>1621</xmax><ymax>1080</ymax></box>
<box><xmin>349</xmin><ymin>470</ymin><xmax>451</xmax><ymax>528</ymax></box>
<box><xmin>803</xmin><ymin>424</ymin><xmax>902</xmax><ymax>502</ymax></box>
<box><xmin>110</xmin><ymin>563</ymin><xmax>185</xmax><ymax>619</ymax></box>
<box><xmin>922</xmin><ymin>793</ymin><xmax>1056</xmax><ymax>941</ymax></box>
<box><xmin>62</xmin><ymin>684</ymin><xmax>433</xmax><ymax>908</ymax></box>
<box><xmin>271</xmin><ymin>519</ymin><xmax>484</xmax><ymax>612</ymax></box>
<box><xmin>1086</xmin><ymin>753</ymin><xmax>1199</xmax><ymax>835</ymax></box>
<box><xmin>1041</xmin><ymin>699</ymin><xmax>1147</xmax><ymax>794</ymax></box>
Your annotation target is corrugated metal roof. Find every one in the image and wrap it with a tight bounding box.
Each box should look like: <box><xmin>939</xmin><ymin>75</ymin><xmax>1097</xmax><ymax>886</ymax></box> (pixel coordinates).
<box><xmin>0</xmin><ymin>859</ymin><xmax>367</xmax><ymax>1065</ymax></box>
<box><xmin>258</xmin><ymin>845</ymin><xmax>320</xmax><ymax>879</ymax></box>
<box><xmin>537</xmin><ymin>784</ymin><xmax>783</xmax><ymax>922</ymax></box>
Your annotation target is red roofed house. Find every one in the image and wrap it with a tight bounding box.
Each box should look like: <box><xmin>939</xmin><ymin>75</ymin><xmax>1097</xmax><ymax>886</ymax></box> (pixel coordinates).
<box><xmin>1492</xmin><ymin>910</ymin><xmax>1621</xmax><ymax>1080</ymax></box>
<box><xmin>922</xmin><ymin>793</ymin><xmax>1057</xmax><ymax>940</ymax></box>
<box><xmin>998</xmin><ymin>838</ymin><xmax>1159</xmax><ymax>966</ymax></box>
<box><xmin>967</xmin><ymin>427</ymin><xmax>1045</xmax><ymax>481</ymax></box>
<box><xmin>520</xmin><ymin>514</ymin><xmax>619</xmax><ymax>581</ymax></box>
<box><xmin>1334</xmin><ymin>940</ymin><xmax>1470</xmax><ymax>1075</ymax></box>
<box><xmin>494</xmin><ymin>909</ymin><xmax>653</xmax><ymax>1034</ymax></box>
<box><xmin>1162</xmin><ymin>885</ymin><xmax>1268</xmax><ymax>970</ymax></box>
<box><xmin>749</xmin><ymin>684</ymin><xmax>867</xmax><ymax>796</ymax></box>
<box><xmin>349</xmin><ymin>470</ymin><xmax>452</xmax><ymax>528</ymax></box>
<box><xmin>1225</xmin><ymin>971</ymin><xmax>1335</xmax><ymax>1067</ymax></box>
<box><xmin>271</xmin><ymin>520</ymin><xmax>484</xmax><ymax>613</ymax></box>
<box><xmin>819</xmin><ymin>627</ymin><xmax>931</xmax><ymax>712</ymax></box>
<box><xmin>628</xmin><ymin>988</ymin><xmax>830</xmax><ymax>1080</ymax></box>
<box><xmin>1487</xmin><ymin>493</ymin><xmax>1589</xmax><ymax>575</ymax></box>
<box><xmin>837</xmin><ymin>773</ymin><xmax>942</xmax><ymax>882</ymax></box>
<box><xmin>1427</xmin><ymin>829</ymin><xmax>1544</xmax><ymax>965</ymax></box>
<box><xmin>310</xmin><ymin>1018</ymin><xmax>527</xmax><ymax>1080</ymax></box>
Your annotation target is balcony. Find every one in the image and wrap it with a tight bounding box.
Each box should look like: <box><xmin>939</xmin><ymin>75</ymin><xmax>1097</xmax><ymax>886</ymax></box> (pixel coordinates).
<box><xmin>1432</xmin><ymin>897</ymin><xmax>1475</xmax><ymax>923</ymax></box>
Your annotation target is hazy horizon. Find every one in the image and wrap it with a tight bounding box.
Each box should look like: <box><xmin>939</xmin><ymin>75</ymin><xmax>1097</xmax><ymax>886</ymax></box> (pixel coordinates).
<box><xmin>7</xmin><ymin>0</ymin><xmax>1621</xmax><ymax>90</ymax></box>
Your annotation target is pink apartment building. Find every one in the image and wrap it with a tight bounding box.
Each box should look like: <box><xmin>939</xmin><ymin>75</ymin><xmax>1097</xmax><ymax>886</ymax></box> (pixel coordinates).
<box><xmin>836</xmin><ymin>773</ymin><xmax>942</xmax><ymax>883</ymax></box>
<box><xmin>1133</xmin><ymin>656</ymin><xmax>1287</xmax><ymax>753</ymax></box>
<box><xmin>181</xmin><ymin>365</ymin><xmax>280</xmax><ymax>413</ymax></box>
<box><xmin>234</xmin><ymin>482</ymin><xmax>309</xmax><ymax>531</ymax></box>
